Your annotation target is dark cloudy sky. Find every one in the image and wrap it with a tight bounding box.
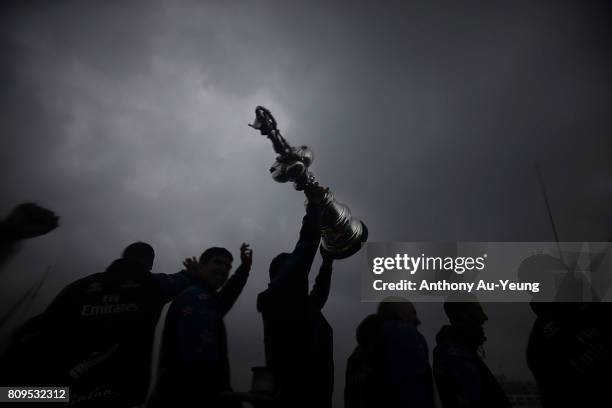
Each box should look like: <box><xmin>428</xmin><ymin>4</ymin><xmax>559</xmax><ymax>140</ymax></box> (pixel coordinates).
<box><xmin>1</xmin><ymin>0</ymin><xmax>611</xmax><ymax>405</ymax></box>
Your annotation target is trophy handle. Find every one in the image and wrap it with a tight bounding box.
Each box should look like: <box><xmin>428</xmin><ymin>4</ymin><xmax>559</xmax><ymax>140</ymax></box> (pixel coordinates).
<box><xmin>250</xmin><ymin>106</ymin><xmax>368</xmax><ymax>259</ymax></box>
<box><xmin>248</xmin><ymin>106</ymin><xmax>291</xmax><ymax>155</ymax></box>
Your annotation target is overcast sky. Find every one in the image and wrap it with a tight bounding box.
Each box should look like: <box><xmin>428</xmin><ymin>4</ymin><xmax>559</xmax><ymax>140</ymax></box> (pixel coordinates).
<box><xmin>1</xmin><ymin>1</ymin><xmax>611</xmax><ymax>405</ymax></box>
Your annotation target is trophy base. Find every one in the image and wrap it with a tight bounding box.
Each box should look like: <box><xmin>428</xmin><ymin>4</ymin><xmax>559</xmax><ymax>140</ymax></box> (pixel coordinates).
<box><xmin>320</xmin><ymin>221</ymin><xmax>369</xmax><ymax>260</ymax></box>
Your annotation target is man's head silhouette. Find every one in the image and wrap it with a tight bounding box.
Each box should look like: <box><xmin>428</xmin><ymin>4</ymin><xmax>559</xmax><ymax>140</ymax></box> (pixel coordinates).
<box><xmin>378</xmin><ymin>297</ymin><xmax>421</xmax><ymax>326</ymax></box>
<box><xmin>198</xmin><ymin>247</ymin><xmax>233</xmax><ymax>290</ymax></box>
<box><xmin>269</xmin><ymin>252</ymin><xmax>290</xmax><ymax>281</ymax></box>
<box><xmin>443</xmin><ymin>298</ymin><xmax>488</xmax><ymax>328</ymax></box>
<box><xmin>122</xmin><ymin>242</ymin><xmax>155</xmax><ymax>271</ymax></box>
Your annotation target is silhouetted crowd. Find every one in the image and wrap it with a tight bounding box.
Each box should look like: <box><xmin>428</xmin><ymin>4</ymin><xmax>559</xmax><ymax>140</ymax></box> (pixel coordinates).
<box><xmin>0</xmin><ymin>193</ymin><xmax>611</xmax><ymax>407</ymax></box>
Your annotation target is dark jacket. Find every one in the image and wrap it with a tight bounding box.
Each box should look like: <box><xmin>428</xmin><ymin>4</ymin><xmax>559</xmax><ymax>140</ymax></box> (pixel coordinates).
<box><xmin>0</xmin><ymin>258</ymin><xmax>193</xmax><ymax>407</ymax></box>
<box><xmin>433</xmin><ymin>325</ymin><xmax>510</xmax><ymax>408</ymax></box>
<box><xmin>257</xmin><ymin>204</ymin><xmax>330</xmax><ymax>407</ymax></box>
<box><xmin>345</xmin><ymin>315</ymin><xmax>434</xmax><ymax>408</ymax></box>
<box><xmin>381</xmin><ymin>319</ymin><xmax>434</xmax><ymax>408</ymax></box>
<box><xmin>345</xmin><ymin>314</ymin><xmax>384</xmax><ymax>408</ymax></box>
<box><xmin>151</xmin><ymin>263</ymin><xmax>249</xmax><ymax>408</ymax></box>
<box><xmin>527</xmin><ymin>302</ymin><xmax>612</xmax><ymax>408</ymax></box>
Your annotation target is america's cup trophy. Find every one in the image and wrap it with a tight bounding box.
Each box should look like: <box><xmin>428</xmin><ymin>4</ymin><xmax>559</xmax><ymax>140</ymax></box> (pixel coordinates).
<box><xmin>249</xmin><ymin>106</ymin><xmax>368</xmax><ymax>259</ymax></box>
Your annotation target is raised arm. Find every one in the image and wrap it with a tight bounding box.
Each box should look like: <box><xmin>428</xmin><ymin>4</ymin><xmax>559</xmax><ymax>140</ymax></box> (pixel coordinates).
<box><xmin>266</xmin><ymin>185</ymin><xmax>327</xmax><ymax>293</ymax></box>
<box><xmin>217</xmin><ymin>243</ymin><xmax>252</xmax><ymax>315</ymax></box>
<box><xmin>0</xmin><ymin>203</ymin><xmax>59</xmax><ymax>268</ymax></box>
<box><xmin>153</xmin><ymin>270</ymin><xmax>194</xmax><ymax>304</ymax></box>
<box><xmin>288</xmin><ymin>202</ymin><xmax>322</xmax><ymax>268</ymax></box>
<box><xmin>150</xmin><ymin>256</ymin><xmax>202</xmax><ymax>304</ymax></box>
<box><xmin>309</xmin><ymin>256</ymin><xmax>333</xmax><ymax>310</ymax></box>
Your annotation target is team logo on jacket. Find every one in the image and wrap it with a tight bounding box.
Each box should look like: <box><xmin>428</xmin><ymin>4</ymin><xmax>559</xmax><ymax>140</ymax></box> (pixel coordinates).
<box><xmin>81</xmin><ymin>303</ymin><xmax>140</xmax><ymax>316</ymax></box>
<box><xmin>86</xmin><ymin>282</ymin><xmax>104</xmax><ymax>293</ymax></box>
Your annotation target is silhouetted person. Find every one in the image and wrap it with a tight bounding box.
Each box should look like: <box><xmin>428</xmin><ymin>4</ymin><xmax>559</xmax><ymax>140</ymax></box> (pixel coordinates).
<box><xmin>522</xmin><ymin>254</ymin><xmax>612</xmax><ymax>407</ymax></box>
<box><xmin>150</xmin><ymin>244</ymin><xmax>252</xmax><ymax>408</ymax></box>
<box><xmin>1</xmin><ymin>242</ymin><xmax>196</xmax><ymax>407</ymax></box>
<box><xmin>0</xmin><ymin>203</ymin><xmax>58</xmax><ymax>267</ymax></box>
<box><xmin>434</xmin><ymin>300</ymin><xmax>510</xmax><ymax>408</ymax></box>
<box><xmin>256</xmin><ymin>184</ymin><xmax>327</xmax><ymax>408</ymax></box>
<box><xmin>345</xmin><ymin>299</ymin><xmax>434</xmax><ymax>408</ymax></box>
<box><xmin>378</xmin><ymin>300</ymin><xmax>434</xmax><ymax>408</ymax></box>
<box><xmin>345</xmin><ymin>313</ymin><xmax>384</xmax><ymax>408</ymax></box>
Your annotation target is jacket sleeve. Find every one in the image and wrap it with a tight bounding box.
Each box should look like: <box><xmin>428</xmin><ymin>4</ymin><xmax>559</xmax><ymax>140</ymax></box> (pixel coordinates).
<box><xmin>153</xmin><ymin>271</ymin><xmax>194</xmax><ymax>304</ymax></box>
<box><xmin>266</xmin><ymin>204</ymin><xmax>321</xmax><ymax>293</ymax></box>
<box><xmin>217</xmin><ymin>263</ymin><xmax>250</xmax><ymax>316</ymax></box>
<box><xmin>309</xmin><ymin>258</ymin><xmax>333</xmax><ymax>310</ymax></box>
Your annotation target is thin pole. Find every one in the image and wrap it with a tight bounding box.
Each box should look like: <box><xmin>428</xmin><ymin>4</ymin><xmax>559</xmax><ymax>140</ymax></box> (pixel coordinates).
<box><xmin>535</xmin><ymin>164</ymin><xmax>572</xmax><ymax>276</ymax></box>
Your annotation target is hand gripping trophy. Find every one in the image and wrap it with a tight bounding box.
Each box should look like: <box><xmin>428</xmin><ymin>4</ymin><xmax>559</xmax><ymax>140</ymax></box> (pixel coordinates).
<box><xmin>249</xmin><ymin>106</ymin><xmax>368</xmax><ymax>259</ymax></box>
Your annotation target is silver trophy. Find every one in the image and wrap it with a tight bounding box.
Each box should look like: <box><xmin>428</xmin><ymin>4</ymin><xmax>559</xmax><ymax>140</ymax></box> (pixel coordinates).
<box><xmin>249</xmin><ymin>106</ymin><xmax>368</xmax><ymax>259</ymax></box>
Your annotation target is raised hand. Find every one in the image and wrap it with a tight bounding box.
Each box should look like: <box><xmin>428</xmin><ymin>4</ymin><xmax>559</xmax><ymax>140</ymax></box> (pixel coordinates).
<box><xmin>240</xmin><ymin>243</ymin><xmax>253</xmax><ymax>268</ymax></box>
<box><xmin>304</xmin><ymin>184</ymin><xmax>329</xmax><ymax>206</ymax></box>
<box><xmin>182</xmin><ymin>256</ymin><xmax>199</xmax><ymax>277</ymax></box>
<box><xmin>2</xmin><ymin>203</ymin><xmax>59</xmax><ymax>240</ymax></box>
<box><xmin>248</xmin><ymin>106</ymin><xmax>277</xmax><ymax>136</ymax></box>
